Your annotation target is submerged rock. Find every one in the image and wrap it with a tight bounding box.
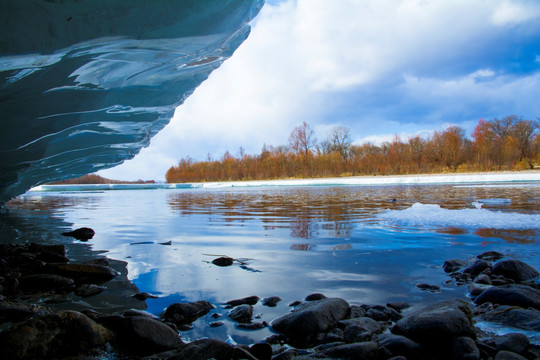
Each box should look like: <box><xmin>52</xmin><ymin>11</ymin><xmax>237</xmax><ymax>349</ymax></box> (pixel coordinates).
<box><xmin>62</xmin><ymin>227</ymin><xmax>95</xmax><ymax>241</ymax></box>
<box><xmin>225</xmin><ymin>295</ymin><xmax>259</xmax><ymax>307</ymax></box>
<box><xmin>262</xmin><ymin>296</ymin><xmax>281</xmax><ymax>307</ymax></box>
<box><xmin>477</xmin><ymin>251</ymin><xmax>504</xmax><ymax>261</ymax></box>
<box><xmin>271</xmin><ymin>297</ymin><xmax>350</xmax><ymax>347</ymax></box>
<box><xmin>443</xmin><ymin>259</ymin><xmax>468</xmax><ymax>273</ymax></box>
<box><xmin>228</xmin><ymin>304</ymin><xmax>253</xmax><ymax>323</ymax></box>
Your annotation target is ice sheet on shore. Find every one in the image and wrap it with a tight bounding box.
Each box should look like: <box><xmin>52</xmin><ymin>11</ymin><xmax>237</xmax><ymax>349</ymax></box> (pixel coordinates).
<box><xmin>378</xmin><ymin>202</ymin><xmax>540</xmax><ymax>230</ymax></box>
<box><xmin>29</xmin><ymin>172</ymin><xmax>540</xmax><ymax>193</ymax></box>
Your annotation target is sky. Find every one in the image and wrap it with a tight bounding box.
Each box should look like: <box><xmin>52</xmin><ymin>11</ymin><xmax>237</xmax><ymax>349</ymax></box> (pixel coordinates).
<box><xmin>99</xmin><ymin>0</ymin><xmax>540</xmax><ymax>181</ymax></box>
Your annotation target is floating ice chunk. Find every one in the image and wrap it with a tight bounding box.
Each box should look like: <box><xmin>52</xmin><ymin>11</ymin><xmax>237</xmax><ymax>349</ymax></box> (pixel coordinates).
<box><xmin>378</xmin><ymin>202</ymin><xmax>540</xmax><ymax>230</ymax></box>
<box><xmin>477</xmin><ymin>198</ymin><xmax>511</xmax><ymax>204</ymax></box>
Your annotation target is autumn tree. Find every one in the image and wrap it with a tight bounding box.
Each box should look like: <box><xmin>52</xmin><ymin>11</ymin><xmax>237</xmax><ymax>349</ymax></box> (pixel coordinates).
<box><xmin>432</xmin><ymin>125</ymin><xmax>468</xmax><ymax>171</ymax></box>
<box><xmin>288</xmin><ymin>121</ymin><xmax>317</xmax><ymax>157</ymax></box>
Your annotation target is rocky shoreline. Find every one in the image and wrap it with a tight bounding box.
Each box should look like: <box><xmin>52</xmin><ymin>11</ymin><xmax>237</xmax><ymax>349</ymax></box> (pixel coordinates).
<box><xmin>1</xmin><ymin>241</ymin><xmax>540</xmax><ymax>359</ymax></box>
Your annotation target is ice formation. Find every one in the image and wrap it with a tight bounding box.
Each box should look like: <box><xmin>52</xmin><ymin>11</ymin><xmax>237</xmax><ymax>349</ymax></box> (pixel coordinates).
<box><xmin>0</xmin><ymin>0</ymin><xmax>263</xmax><ymax>202</ymax></box>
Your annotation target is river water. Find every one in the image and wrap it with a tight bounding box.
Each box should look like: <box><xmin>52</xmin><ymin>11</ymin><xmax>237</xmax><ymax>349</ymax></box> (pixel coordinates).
<box><xmin>2</xmin><ymin>180</ymin><xmax>540</xmax><ymax>344</ymax></box>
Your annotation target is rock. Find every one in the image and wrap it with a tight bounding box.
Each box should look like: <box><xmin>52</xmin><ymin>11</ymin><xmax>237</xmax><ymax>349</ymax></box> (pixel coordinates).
<box><xmin>113</xmin><ymin>316</ymin><xmax>184</xmax><ymax>356</ymax></box>
<box><xmin>474</xmin><ymin>284</ymin><xmax>540</xmax><ymax>310</ymax></box>
<box><xmin>474</xmin><ymin>274</ymin><xmax>492</xmax><ymax>285</ymax></box>
<box><xmin>61</xmin><ymin>227</ymin><xmax>95</xmax><ymax>241</ymax></box>
<box><xmin>464</xmin><ymin>260</ymin><xmax>492</xmax><ymax>278</ymax></box>
<box><xmin>339</xmin><ymin>317</ymin><xmax>384</xmax><ymax>339</ymax></box>
<box><xmin>391</xmin><ymin>300</ymin><xmax>475</xmax><ymax>344</ymax></box>
<box><xmin>492</xmin><ymin>260</ymin><xmax>539</xmax><ymax>283</ymax></box>
<box><xmin>210</xmin><ymin>321</ymin><xmax>224</xmax><ymax>327</ymax></box>
<box><xmin>162</xmin><ymin>300</ymin><xmax>214</xmax><ymax>325</ymax></box>
<box><xmin>228</xmin><ymin>304</ymin><xmax>253</xmax><ymax>323</ymax></box>
<box><xmin>477</xmin><ymin>305</ymin><xmax>540</xmax><ymax>331</ymax></box>
<box><xmin>495</xmin><ymin>350</ymin><xmax>528</xmax><ymax>360</ymax></box>
<box><xmin>249</xmin><ymin>343</ymin><xmax>272</xmax><ymax>360</ymax></box>
<box><xmin>366</xmin><ymin>305</ymin><xmax>397</xmax><ymax>321</ymax></box>
<box><xmin>262</xmin><ymin>296</ymin><xmax>281</xmax><ymax>307</ymax></box>
<box><xmin>225</xmin><ymin>295</ymin><xmax>259</xmax><ymax>307</ymax></box>
<box><xmin>132</xmin><ymin>292</ymin><xmax>159</xmax><ymax>301</ymax></box>
<box><xmin>123</xmin><ymin>309</ymin><xmax>159</xmax><ymax>319</ymax></box>
<box><xmin>387</xmin><ymin>301</ymin><xmax>410</xmax><ymax>312</ymax></box>
<box><xmin>212</xmin><ymin>257</ymin><xmax>234</xmax><ymax>267</ymax></box>
<box><xmin>46</xmin><ymin>263</ymin><xmax>118</xmax><ymax>284</ymax></box>
<box><xmin>321</xmin><ymin>341</ymin><xmax>379</xmax><ymax>360</ymax></box>
<box><xmin>271</xmin><ymin>297</ymin><xmax>350</xmax><ymax>347</ymax></box>
<box><xmin>416</xmin><ymin>283</ymin><xmax>440</xmax><ymax>292</ymax></box>
<box><xmin>443</xmin><ymin>259</ymin><xmax>468</xmax><ymax>273</ymax></box>
<box><xmin>453</xmin><ymin>336</ymin><xmax>480</xmax><ymax>360</ymax></box>
<box><xmin>477</xmin><ymin>251</ymin><xmax>504</xmax><ymax>261</ymax></box>
<box><xmin>288</xmin><ymin>300</ymin><xmax>302</xmax><ymax>307</ymax></box>
<box><xmin>75</xmin><ymin>283</ymin><xmax>105</xmax><ymax>297</ymax></box>
<box><xmin>18</xmin><ymin>273</ymin><xmax>75</xmax><ymax>292</ymax></box>
<box><xmin>174</xmin><ymin>338</ymin><xmax>234</xmax><ymax>360</ymax></box>
<box><xmin>493</xmin><ymin>333</ymin><xmax>530</xmax><ymax>355</ymax></box>
<box><xmin>350</xmin><ymin>305</ymin><xmax>367</xmax><ymax>318</ymax></box>
<box><xmin>0</xmin><ymin>300</ymin><xmax>48</xmax><ymax>323</ymax></box>
<box><xmin>305</xmin><ymin>293</ymin><xmax>326</xmax><ymax>301</ymax></box>
<box><xmin>237</xmin><ymin>321</ymin><xmax>267</xmax><ymax>330</ymax></box>
<box><xmin>0</xmin><ymin>310</ymin><xmax>112</xmax><ymax>359</ymax></box>
<box><xmin>376</xmin><ymin>333</ymin><xmax>421</xmax><ymax>359</ymax></box>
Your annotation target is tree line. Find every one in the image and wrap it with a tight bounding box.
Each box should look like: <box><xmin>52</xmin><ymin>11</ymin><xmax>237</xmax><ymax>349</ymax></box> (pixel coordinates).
<box><xmin>166</xmin><ymin>115</ymin><xmax>539</xmax><ymax>183</ymax></box>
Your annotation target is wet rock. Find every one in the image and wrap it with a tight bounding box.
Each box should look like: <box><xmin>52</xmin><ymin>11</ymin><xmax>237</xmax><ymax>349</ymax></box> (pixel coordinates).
<box><xmin>443</xmin><ymin>259</ymin><xmax>468</xmax><ymax>273</ymax></box>
<box><xmin>212</xmin><ymin>256</ymin><xmax>234</xmax><ymax>267</ymax></box>
<box><xmin>305</xmin><ymin>293</ymin><xmax>326</xmax><ymax>301</ymax></box>
<box><xmin>75</xmin><ymin>283</ymin><xmax>105</xmax><ymax>297</ymax></box>
<box><xmin>84</xmin><ymin>258</ymin><xmax>110</xmax><ymax>266</ymax></box>
<box><xmin>228</xmin><ymin>304</ymin><xmax>253</xmax><ymax>323</ymax></box>
<box><xmin>468</xmin><ymin>284</ymin><xmax>490</xmax><ymax>298</ymax></box>
<box><xmin>210</xmin><ymin>321</ymin><xmax>224</xmax><ymax>327</ymax></box>
<box><xmin>237</xmin><ymin>321</ymin><xmax>267</xmax><ymax>330</ymax></box>
<box><xmin>492</xmin><ymin>259</ymin><xmax>539</xmax><ymax>283</ymax></box>
<box><xmin>61</xmin><ymin>227</ymin><xmax>95</xmax><ymax>241</ymax></box>
<box><xmin>132</xmin><ymin>292</ymin><xmax>159</xmax><ymax>301</ymax></box>
<box><xmin>350</xmin><ymin>305</ymin><xmax>367</xmax><ymax>318</ymax></box>
<box><xmin>123</xmin><ymin>309</ymin><xmax>159</xmax><ymax>319</ymax></box>
<box><xmin>376</xmin><ymin>333</ymin><xmax>421</xmax><ymax>359</ymax></box>
<box><xmin>464</xmin><ymin>260</ymin><xmax>492</xmax><ymax>278</ymax></box>
<box><xmin>343</xmin><ymin>324</ymin><xmax>372</xmax><ymax>343</ymax></box>
<box><xmin>0</xmin><ymin>300</ymin><xmax>48</xmax><ymax>323</ymax></box>
<box><xmin>0</xmin><ymin>310</ymin><xmax>112</xmax><ymax>359</ymax></box>
<box><xmin>477</xmin><ymin>251</ymin><xmax>504</xmax><ymax>261</ymax></box>
<box><xmin>262</xmin><ymin>296</ymin><xmax>281</xmax><ymax>307</ymax></box>
<box><xmin>493</xmin><ymin>333</ymin><xmax>530</xmax><ymax>355</ymax></box>
<box><xmin>113</xmin><ymin>316</ymin><xmax>184</xmax><ymax>356</ymax></box>
<box><xmin>339</xmin><ymin>316</ymin><xmax>384</xmax><ymax>339</ymax></box>
<box><xmin>46</xmin><ymin>263</ymin><xmax>118</xmax><ymax>284</ymax></box>
<box><xmin>172</xmin><ymin>338</ymin><xmax>234</xmax><ymax>360</ymax></box>
<box><xmin>474</xmin><ymin>274</ymin><xmax>492</xmax><ymax>285</ymax></box>
<box><xmin>453</xmin><ymin>336</ymin><xmax>480</xmax><ymax>360</ymax></box>
<box><xmin>495</xmin><ymin>350</ymin><xmax>528</xmax><ymax>360</ymax></box>
<box><xmin>288</xmin><ymin>300</ymin><xmax>302</xmax><ymax>307</ymax></box>
<box><xmin>366</xmin><ymin>305</ymin><xmax>398</xmax><ymax>321</ymax></box>
<box><xmin>474</xmin><ymin>284</ymin><xmax>540</xmax><ymax>310</ymax></box>
<box><xmin>477</xmin><ymin>305</ymin><xmax>540</xmax><ymax>331</ymax></box>
<box><xmin>387</xmin><ymin>301</ymin><xmax>410</xmax><ymax>312</ymax></box>
<box><xmin>416</xmin><ymin>283</ymin><xmax>440</xmax><ymax>292</ymax></box>
<box><xmin>162</xmin><ymin>300</ymin><xmax>214</xmax><ymax>325</ymax></box>
<box><xmin>323</xmin><ymin>328</ymin><xmax>345</xmax><ymax>343</ymax></box>
<box><xmin>271</xmin><ymin>297</ymin><xmax>350</xmax><ymax>347</ymax></box>
<box><xmin>248</xmin><ymin>342</ymin><xmax>272</xmax><ymax>360</ymax></box>
<box><xmin>19</xmin><ymin>273</ymin><xmax>75</xmax><ymax>293</ymax></box>
<box><xmin>391</xmin><ymin>300</ymin><xmax>475</xmax><ymax>344</ymax></box>
<box><xmin>225</xmin><ymin>295</ymin><xmax>259</xmax><ymax>307</ymax></box>
<box><xmin>321</xmin><ymin>341</ymin><xmax>379</xmax><ymax>360</ymax></box>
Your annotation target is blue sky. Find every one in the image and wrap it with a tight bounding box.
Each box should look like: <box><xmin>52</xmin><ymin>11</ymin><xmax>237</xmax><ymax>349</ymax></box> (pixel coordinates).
<box><xmin>100</xmin><ymin>0</ymin><xmax>540</xmax><ymax>181</ymax></box>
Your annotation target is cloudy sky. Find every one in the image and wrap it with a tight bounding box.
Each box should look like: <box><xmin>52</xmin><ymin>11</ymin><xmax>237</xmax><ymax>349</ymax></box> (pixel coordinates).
<box><xmin>100</xmin><ymin>0</ymin><xmax>540</xmax><ymax>181</ymax></box>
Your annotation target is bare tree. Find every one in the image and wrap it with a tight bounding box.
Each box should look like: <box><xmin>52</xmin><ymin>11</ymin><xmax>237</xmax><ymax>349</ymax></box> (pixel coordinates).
<box><xmin>288</xmin><ymin>121</ymin><xmax>317</xmax><ymax>156</ymax></box>
<box><xmin>327</xmin><ymin>126</ymin><xmax>352</xmax><ymax>159</ymax></box>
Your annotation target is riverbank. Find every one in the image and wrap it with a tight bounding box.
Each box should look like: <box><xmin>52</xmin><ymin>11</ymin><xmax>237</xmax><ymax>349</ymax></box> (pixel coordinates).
<box><xmin>1</xmin><ymin>242</ymin><xmax>539</xmax><ymax>359</ymax></box>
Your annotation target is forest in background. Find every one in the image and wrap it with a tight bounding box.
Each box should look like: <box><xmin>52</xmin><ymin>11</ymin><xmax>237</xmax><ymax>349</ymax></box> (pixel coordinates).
<box><xmin>166</xmin><ymin>115</ymin><xmax>539</xmax><ymax>183</ymax></box>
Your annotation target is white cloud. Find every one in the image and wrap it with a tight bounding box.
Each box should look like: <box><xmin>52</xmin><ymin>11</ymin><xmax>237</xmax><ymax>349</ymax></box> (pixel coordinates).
<box><xmin>492</xmin><ymin>1</ymin><xmax>540</xmax><ymax>26</ymax></box>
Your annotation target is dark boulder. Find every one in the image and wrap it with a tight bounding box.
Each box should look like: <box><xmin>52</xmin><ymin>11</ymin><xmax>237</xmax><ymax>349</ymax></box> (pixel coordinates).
<box><xmin>376</xmin><ymin>333</ymin><xmax>420</xmax><ymax>359</ymax></box>
<box><xmin>416</xmin><ymin>283</ymin><xmax>440</xmax><ymax>292</ymax></box>
<box><xmin>464</xmin><ymin>260</ymin><xmax>491</xmax><ymax>278</ymax></box>
<box><xmin>212</xmin><ymin>257</ymin><xmax>234</xmax><ymax>267</ymax></box>
<box><xmin>162</xmin><ymin>300</ymin><xmax>214</xmax><ymax>325</ymax></box>
<box><xmin>225</xmin><ymin>295</ymin><xmax>259</xmax><ymax>307</ymax></box>
<box><xmin>391</xmin><ymin>300</ymin><xmax>475</xmax><ymax>344</ymax></box>
<box><xmin>175</xmin><ymin>338</ymin><xmax>234</xmax><ymax>360</ymax></box>
<box><xmin>494</xmin><ymin>350</ymin><xmax>528</xmax><ymax>360</ymax></box>
<box><xmin>477</xmin><ymin>251</ymin><xmax>504</xmax><ymax>261</ymax></box>
<box><xmin>113</xmin><ymin>316</ymin><xmax>184</xmax><ymax>356</ymax></box>
<box><xmin>61</xmin><ymin>227</ymin><xmax>95</xmax><ymax>241</ymax></box>
<box><xmin>262</xmin><ymin>296</ymin><xmax>281</xmax><ymax>307</ymax></box>
<box><xmin>474</xmin><ymin>284</ymin><xmax>540</xmax><ymax>310</ymax></box>
<box><xmin>305</xmin><ymin>293</ymin><xmax>326</xmax><ymax>301</ymax></box>
<box><xmin>321</xmin><ymin>341</ymin><xmax>379</xmax><ymax>360</ymax></box>
<box><xmin>443</xmin><ymin>259</ymin><xmax>468</xmax><ymax>273</ymax></box>
<box><xmin>453</xmin><ymin>336</ymin><xmax>480</xmax><ymax>360</ymax></box>
<box><xmin>493</xmin><ymin>333</ymin><xmax>530</xmax><ymax>355</ymax></box>
<box><xmin>0</xmin><ymin>310</ymin><xmax>112</xmax><ymax>359</ymax></box>
<box><xmin>228</xmin><ymin>304</ymin><xmax>253</xmax><ymax>323</ymax></box>
<box><xmin>477</xmin><ymin>305</ymin><xmax>540</xmax><ymax>331</ymax></box>
<box><xmin>75</xmin><ymin>283</ymin><xmax>105</xmax><ymax>297</ymax></box>
<box><xmin>492</xmin><ymin>260</ymin><xmax>539</xmax><ymax>283</ymax></box>
<box><xmin>0</xmin><ymin>300</ymin><xmax>48</xmax><ymax>323</ymax></box>
<box><xmin>339</xmin><ymin>316</ymin><xmax>384</xmax><ymax>339</ymax></box>
<box><xmin>271</xmin><ymin>297</ymin><xmax>350</xmax><ymax>347</ymax></box>
<box><xmin>46</xmin><ymin>263</ymin><xmax>118</xmax><ymax>284</ymax></box>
